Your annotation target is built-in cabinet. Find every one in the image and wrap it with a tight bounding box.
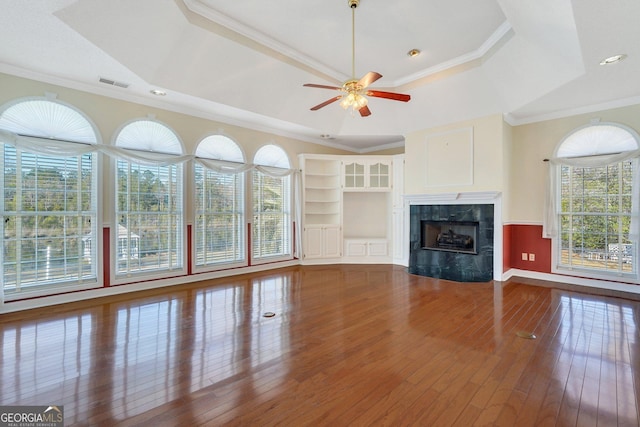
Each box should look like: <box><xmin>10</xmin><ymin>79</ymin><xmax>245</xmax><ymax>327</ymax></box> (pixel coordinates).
<box><xmin>344</xmin><ymin>238</ymin><xmax>388</xmax><ymax>257</ymax></box>
<box><xmin>299</xmin><ymin>155</ymin><xmax>342</xmax><ymax>260</ymax></box>
<box><xmin>300</xmin><ymin>154</ymin><xmax>403</xmax><ymax>264</ymax></box>
<box><xmin>303</xmin><ymin>225</ymin><xmax>341</xmax><ymax>259</ymax></box>
<box><xmin>342</xmin><ymin>158</ymin><xmax>392</xmax><ymax>190</ymax></box>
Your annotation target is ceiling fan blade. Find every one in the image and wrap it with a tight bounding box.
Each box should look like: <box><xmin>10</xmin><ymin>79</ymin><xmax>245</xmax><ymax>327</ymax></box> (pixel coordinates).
<box><xmin>310</xmin><ymin>96</ymin><xmax>342</xmax><ymax>111</ymax></box>
<box><xmin>359</xmin><ymin>105</ymin><xmax>371</xmax><ymax>117</ymax></box>
<box><xmin>357</xmin><ymin>72</ymin><xmax>383</xmax><ymax>89</ymax></box>
<box><xmin>303</xmin><ymin>83</ymin><xmax>342</xmax><ymax>90</ymax></box>
<box><xmin>366</xmin><ymin>90</ymin><xmax>411</xmax><ymax>102</ymax></box>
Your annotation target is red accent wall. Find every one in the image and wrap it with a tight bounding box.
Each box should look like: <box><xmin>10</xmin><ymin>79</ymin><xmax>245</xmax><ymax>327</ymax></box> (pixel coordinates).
<box><xmin>502</xmin><ymin>224</ymin><xmax>512</xmax><ymax>273</ymax></box>
<box><xmin>503</xmin><ymin>224</ymin><xmax>551</xmax><ymax>273</ymax></box>
<box><xmin>103</xmin><ymin>227</ymin><xmax>110</xmax><ymax>287</ymax></box>
<box><xmin>187</xmin><ymin>224</ymin><xmax>192</xmax><ymax>275</ymax></box>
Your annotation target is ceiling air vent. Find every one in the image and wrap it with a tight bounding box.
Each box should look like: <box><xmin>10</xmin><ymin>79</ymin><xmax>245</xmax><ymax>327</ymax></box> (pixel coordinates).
<box><xmin>98</xmin><ymin>77</ymin><xmax>130</xmax><ymax>89</ymax></box>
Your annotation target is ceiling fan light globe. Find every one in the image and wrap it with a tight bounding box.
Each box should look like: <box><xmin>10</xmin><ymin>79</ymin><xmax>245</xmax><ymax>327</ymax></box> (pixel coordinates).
<box><xmin>340</xmin><ymin>98</ymin><xmax>351</xmax><ymax>109</ymax></box>
<box><xmin>356</xmin><ymin>95</ymin><xmax>368</xmax><ymax>108</ymax></box>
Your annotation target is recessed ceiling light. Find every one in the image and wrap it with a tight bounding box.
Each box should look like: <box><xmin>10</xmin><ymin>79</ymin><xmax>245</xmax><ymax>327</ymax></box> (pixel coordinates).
<box><xmin>407</xmin><ymin>49</ymin><xmax>421</xmax><ymax>58</ymax></box>
<box><xmin>150</xmin><ymin>89</ymin><xmax>167</xmax><ymax>96</ymax></box>
<box><xmin>599</xmin><ymin>54</ymin><xmax>627</xmax><ymax>65</ymax></box>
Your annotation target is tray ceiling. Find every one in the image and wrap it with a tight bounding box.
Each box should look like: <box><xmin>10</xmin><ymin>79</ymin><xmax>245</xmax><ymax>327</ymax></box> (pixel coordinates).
<box><xmin>0</xmin><ymin>0</ymin><xmax>639</xmax><ymax>151</ymax></box>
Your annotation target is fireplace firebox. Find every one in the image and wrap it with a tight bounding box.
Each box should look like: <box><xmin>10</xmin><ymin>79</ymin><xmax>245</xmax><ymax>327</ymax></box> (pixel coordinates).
<box><xmin>421</xmin><ymin>220</ymin><xmax>479</xmax><ymax>254</ymax></box>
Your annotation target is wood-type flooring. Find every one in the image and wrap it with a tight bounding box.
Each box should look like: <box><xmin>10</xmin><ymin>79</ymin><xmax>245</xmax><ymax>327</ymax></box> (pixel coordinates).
<box><xmin>1</xmin><ymin>264</ymin><xmax>639</xmax><ymax>426</ymax></box>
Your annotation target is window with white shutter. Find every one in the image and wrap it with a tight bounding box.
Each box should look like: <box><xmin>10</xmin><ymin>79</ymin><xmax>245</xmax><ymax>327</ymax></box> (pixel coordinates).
<box><xmin>550</xmin><ymin>123</ymin><xmax>640</xmax><ymax>280</ymax></box>
<box><xmin>114</xmin><ymin>120</ymin><xmax>184</xmax><ymax>280</ymax></box>
<box><xmin>252</xmin><ymin>145</ymin><xmax>292</xmax><ymax>262</ymax></box>
<box><xmin>0</xmin><ymin>98</ymin><xmax>99</xmax><ymax>300</ymax></box>
<box><xmin>194</xmin><ymin>135</ymin><xmax>246</xmax><ymax>269</ymax></box>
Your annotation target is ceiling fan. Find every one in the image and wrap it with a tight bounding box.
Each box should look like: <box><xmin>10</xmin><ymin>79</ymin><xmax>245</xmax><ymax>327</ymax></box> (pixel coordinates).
<box><xmin>303</xmin><ymin>0</ymin><xmax>411</xmax><ymax>117</ymax></box>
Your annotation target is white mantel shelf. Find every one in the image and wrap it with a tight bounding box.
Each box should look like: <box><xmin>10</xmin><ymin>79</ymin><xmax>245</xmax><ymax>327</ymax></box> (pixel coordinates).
<box><xmin>404</xmin><ymin>191</ymin><xmax>501</xmax><ymax>205</ymax></box>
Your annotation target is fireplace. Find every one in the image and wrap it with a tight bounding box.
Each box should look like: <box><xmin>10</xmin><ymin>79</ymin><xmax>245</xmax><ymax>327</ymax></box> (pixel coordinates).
<box><xmin>422</xmin><ymin>220</ymin><xmax>479</xmax><ymax>254</ymax></box>
<box><xmin>408</xmin><ymin>203</ymin><xmax>494</xmax><ymax>282</ymax></box>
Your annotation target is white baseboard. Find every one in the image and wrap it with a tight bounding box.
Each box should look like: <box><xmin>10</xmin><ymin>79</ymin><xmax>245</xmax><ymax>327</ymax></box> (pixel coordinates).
<box><xmin>502</xmin><ymin>268</ymin><xmax>640</xmax><ymax>295</ymax></box>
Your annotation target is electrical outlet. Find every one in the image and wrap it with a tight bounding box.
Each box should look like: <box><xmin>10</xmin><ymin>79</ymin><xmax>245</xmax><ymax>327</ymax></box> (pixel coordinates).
<box><xmin>521</xmin><ymin>252</ymin><xmax>528</xmax><ymax>261</ymax></box>
<box><xmin>529</xmin><ymin>253</ymin><xmax>535</xmax><ymax>262</ymax></box>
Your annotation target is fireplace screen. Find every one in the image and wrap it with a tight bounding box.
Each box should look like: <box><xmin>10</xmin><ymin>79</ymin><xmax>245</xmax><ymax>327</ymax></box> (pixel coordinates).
<box><xmin>421</xmin><ymin>220</ymin><xmax>479</xmax><ymax>254</ymax></box>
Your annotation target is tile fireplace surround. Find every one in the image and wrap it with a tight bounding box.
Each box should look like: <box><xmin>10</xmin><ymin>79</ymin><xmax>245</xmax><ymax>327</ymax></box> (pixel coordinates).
<box><xmin>404</xmin><ymin>192</ymin><xmax>502</xmax><ymax>282</ymax></box>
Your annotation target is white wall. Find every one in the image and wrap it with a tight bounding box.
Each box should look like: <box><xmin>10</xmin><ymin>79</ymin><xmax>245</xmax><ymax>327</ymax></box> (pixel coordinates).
<box><xmin>0</xmin><ymin>72</ymin><xmax>353</xmax><ymax>225</ymax></box>
<box><xmin>404</xmin><ymin>114</ymin><xmax>505</xmax><ymax>195</ymax></box>
<box><xmin>510</xmin><ymin>103</ymin><xmax>640</xmax><ymax>224</ymax></box>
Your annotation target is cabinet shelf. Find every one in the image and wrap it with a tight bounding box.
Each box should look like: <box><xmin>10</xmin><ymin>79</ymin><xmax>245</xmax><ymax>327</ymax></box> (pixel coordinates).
<box><xmin>305</xmin><ymin>186</ymin><xmax>339</xmax><ymax>190</ymax></box>
<box><xmin>301</xmin><ymin>155</ymin><xmax>342</xmax><ymax>231</ymax></box>
<box><xmin>306</xmin><ymin>172</ymin><xmax>339</xmax><ymax>177</ymax></box>
<box><xmin>305</xmin><ymin>212</ymin><xmax>340</xmax><ymax>216</ymax></box>
<box><xmin>306</xmin><ymin>199</ymin><xmax>340</xmax><ymax>203</ymax></box>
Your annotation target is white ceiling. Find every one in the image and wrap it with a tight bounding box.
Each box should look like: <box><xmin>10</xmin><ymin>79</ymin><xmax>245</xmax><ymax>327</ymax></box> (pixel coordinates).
<box><xmin>1</xmin><ymin>0</ymin><xmax>639</xmax><ymax>152</ymax></box>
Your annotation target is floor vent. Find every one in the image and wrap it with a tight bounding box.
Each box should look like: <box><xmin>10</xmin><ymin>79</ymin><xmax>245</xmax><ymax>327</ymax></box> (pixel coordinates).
<box><xmin>99</xmin><ymin>77</ymin><xmax>130</xmax><ymax>89</ymax></box>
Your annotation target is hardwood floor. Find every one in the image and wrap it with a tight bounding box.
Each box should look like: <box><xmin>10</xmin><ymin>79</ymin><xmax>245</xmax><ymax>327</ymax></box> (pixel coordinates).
<box><xmin>1</xmin><ymin>264</ymin><xmax>639</xmax><ymax>426</ymax></box>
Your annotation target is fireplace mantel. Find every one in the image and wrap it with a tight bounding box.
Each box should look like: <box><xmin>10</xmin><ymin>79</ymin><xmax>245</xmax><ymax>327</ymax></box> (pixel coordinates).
<box><xmin>405</xmin><ymin>191</ymin><xmax>501</xmax><ymax>205</ymax></box>
<box><xmin>401</xmin><ymin>192</ymin><xmax>503</xmax><ymax>281</ymax></box>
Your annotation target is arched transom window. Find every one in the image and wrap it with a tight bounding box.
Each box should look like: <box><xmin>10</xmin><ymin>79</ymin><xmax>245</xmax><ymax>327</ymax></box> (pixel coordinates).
<box><xmin>0</xmin><ymin>98</ymin><xmax>99</xmax><ymax>300</ymax></box>
<box><xmin>114</xmin><ymin>119</ymin><xmax>184</xmax><ymax>279</ymax></box>
<box><xmin>252</xmin><ymin>144</ymin><xmax>292</xmax><ymax>261</ymax></box>
<box><xmin>194</xmin><ymin>135</ymin><xmax>246</xmax><ymax>269</ymax></box>
<box><xmin>550</xmin><ymin>123</ymin><xmax>640</xmax><ymax>279</ymax></box>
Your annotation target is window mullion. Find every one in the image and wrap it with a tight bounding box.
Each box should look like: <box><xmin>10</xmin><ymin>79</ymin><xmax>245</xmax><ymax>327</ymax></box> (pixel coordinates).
<box><xmin>15</xmin><ymin>151</ymin><xmax>23</xmax><ymax>291</ymax></box>
<box><xmin>567</xmin><ymin>166</ymin><xmax>574</xmax><ymax>268</ymax></box>
<box><xmin>617</xmin><ymin>164</ymin><xmax>623</xmax><ymax>271</ymax></box>
<box><xmin>76</xmin><ymin>157</ymin><xmax>83</xmax><ymax>281</ymax></box>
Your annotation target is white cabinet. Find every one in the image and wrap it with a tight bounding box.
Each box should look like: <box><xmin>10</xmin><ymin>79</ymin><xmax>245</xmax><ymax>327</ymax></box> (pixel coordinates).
<box><xmin>299</xmin><ymin>154</ymin><xmax>342</xmax><ymax>260</ymax></box>
<box><xmin>304</xmin><ymin>225</ymin><xmax>341</xmax><ymax>259</ymax></box>
<box><xmin>344</xmin><ymin>239</ymin><xmax>389</xmax><ymax>258</ymax></box>
<box><xmin>342</xmin><ymin>157</ymin><xmax>392</xmax><ymax>191</ymax></box>
<box><xmin>299</xmin><ymin>153</ymin><xmax>399</xmax><ymax>264</ymax></box>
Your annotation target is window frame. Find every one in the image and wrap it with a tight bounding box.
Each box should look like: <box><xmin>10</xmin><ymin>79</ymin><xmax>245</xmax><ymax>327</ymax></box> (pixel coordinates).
<box><xmin>0</xmin><ymin>97</ymin><xmax>102</xmax><ymax>301</ymax></box>
<box><xmin>550</xmin><ymin>123</ymin><xmax>640</xmax><ymax>282</ymax></box>
<box><xmin>251</xmin><ymin>145</ymin><xmax>294</xmax><ymax>265</ymax></box>
<box><xmin>193</xmin><ymin>135</ymin><xmax>247</xmax><ymax>272</ymax></box>
<box><xmin>111</xmin><ymin>119</ymin><xmax>187</xmax><ymax>285</ymax></box>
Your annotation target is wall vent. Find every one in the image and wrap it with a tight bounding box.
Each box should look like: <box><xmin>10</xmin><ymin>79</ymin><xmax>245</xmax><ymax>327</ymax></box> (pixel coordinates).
<box><xmin>98</xmin><ymin>77</ymin><xmax>130</xmax><ymax>89</ymax></box>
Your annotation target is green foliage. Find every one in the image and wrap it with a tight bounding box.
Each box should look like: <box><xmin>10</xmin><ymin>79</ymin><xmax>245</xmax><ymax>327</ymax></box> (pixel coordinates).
<box><xmin>116</xmin><ymin>163</ymin><xmax>181</xmax><ymax>264</ymax></box>
<box><xmin>3</xmin><ymin>155</ymin><xmax>95</xmax><ymax>271</ymax></box>
<box><xmin>560</xmin><ymin>161</ymin><xmax>633</xmax><ymax>257</ymax></box>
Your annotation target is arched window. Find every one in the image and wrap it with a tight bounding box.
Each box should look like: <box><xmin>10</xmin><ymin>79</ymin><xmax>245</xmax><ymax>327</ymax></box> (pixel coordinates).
<box><xmin>0</xmin><ymin>97</ymin><xmax>99</xmax><ymax>300</ymax></box>
<box><xmin>113</xmin><ymin>119</ymin><xmax>185</xmax><ymax>280</ymax></box>
<box><xmin>252</xmin><ymin>145</ymin><xmax>293</xmax><ymax>261</ymax></box>
<box><xmin>194</xmin><ymin>135</ymin><xmax>246</xmax><ymax>269</ymax></box>
<box><xmin>549</xmin><ymin>123</ymin><xmax>640</xmax><ymax>279</ymax></box>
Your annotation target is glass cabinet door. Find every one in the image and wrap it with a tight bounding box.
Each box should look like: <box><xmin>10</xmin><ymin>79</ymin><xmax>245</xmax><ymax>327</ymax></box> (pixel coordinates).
<box><xmin>369</xmin><ymin>162</ymin><xmax>390</xmax><ymax>188</ymax></box>
<box><xmin>344</xmin><ymin>162</ymin><xmax>365</xmax><ymax>188</ymax></box>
